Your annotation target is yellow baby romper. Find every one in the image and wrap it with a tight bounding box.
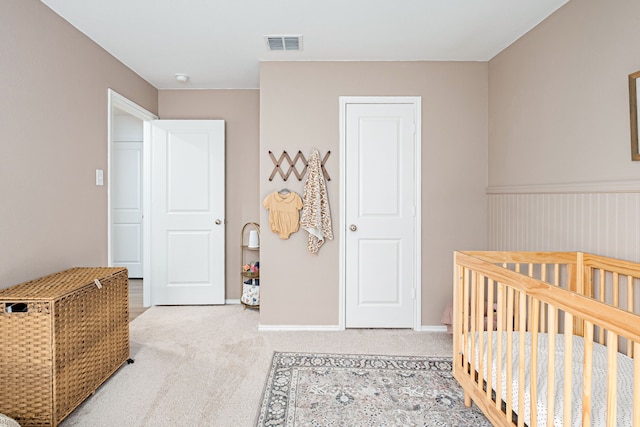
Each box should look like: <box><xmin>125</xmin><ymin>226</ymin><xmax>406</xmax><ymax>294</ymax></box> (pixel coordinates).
<box><xmin>263</xmin><ymin>191</ymin><xmax>303</xmax><ymax>239</ymax></box>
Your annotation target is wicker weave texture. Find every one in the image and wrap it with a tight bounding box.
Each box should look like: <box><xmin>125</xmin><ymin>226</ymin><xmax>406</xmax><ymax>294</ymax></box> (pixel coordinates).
<box><xmin>0</xmin><ymin>268</ymin><xmax>129</xmax><ymax>427</ymax></box>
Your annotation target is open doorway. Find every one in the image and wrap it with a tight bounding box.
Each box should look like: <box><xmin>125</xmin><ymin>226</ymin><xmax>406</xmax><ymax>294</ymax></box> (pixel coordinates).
<box><xmin>111</xmin><ymin>108</ymin><xmax>143</xmax><ymax>278</ymax></box>
<box><xmin>107</xmin><ymin>89</ymin><xmax>157</xmax><ymax>307</ymax></box>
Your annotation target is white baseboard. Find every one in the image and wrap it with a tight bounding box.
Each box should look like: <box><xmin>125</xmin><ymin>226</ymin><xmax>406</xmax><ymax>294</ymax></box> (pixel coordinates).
<box><xmin>225</xmin><ymin>299</ymin><xmax>240</xmax><ymax>305</ymax></box>
<box><xmin>258</xmin><ymin>324</ymin><xmax>343</xmax><ymax>332</ymax></box>
<box><xmin>258</xmin><ymin>324</ymin><xmax>449</xmax><ymax>332</ymax></box>
<box><xmin>419</xmin><ymin>325</ymin><xmax>448</xmax><ymax>332</ymax></box>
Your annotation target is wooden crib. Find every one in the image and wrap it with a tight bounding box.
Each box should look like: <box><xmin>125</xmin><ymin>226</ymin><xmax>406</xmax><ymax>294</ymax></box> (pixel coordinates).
<box><xmin>453</xmin><ymin>251</ymin><xmax>640</xmax><ymax>426</ymax></box>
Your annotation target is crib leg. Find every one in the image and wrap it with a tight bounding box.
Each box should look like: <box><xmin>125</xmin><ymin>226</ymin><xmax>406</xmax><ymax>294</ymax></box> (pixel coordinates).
<box><xmin>464</xmin><ymin>392</ymin><xmax>472</xmax><ymax>407</ymax></box>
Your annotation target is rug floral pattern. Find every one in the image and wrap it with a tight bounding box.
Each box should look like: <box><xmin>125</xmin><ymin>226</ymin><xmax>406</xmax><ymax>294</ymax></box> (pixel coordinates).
<box><xmin>257</xmin><ymin>352</ymin><xmax>491</xmax><ymax>427</ymax></box>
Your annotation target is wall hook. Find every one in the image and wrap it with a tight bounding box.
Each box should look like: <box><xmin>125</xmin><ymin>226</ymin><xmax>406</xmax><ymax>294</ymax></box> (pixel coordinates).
<box><xmin>268</xmin><ymin>150</ymin><xmax>331</xmax><ymax>181</ymax></box>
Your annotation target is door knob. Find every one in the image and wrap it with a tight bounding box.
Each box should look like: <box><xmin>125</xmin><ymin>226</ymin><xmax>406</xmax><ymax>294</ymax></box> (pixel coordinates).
<box><xmin>349</xmin><ymin>224</ymin><xmax>357</xmax><ymax>232</ymax></box>
<box><xmin>215</xmin><ymin>219</ymin><xmax>222</xmax><ymax>225</ymax></box>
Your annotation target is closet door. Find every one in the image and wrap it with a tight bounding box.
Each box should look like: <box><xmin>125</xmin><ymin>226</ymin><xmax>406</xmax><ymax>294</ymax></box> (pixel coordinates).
<box><xmin>343</xmin><ymin>99</ymin><xmax>419</xmax><ymax>328</ymax></box>
<box><xmin>149</xmin><ymin>120</ymin><xmax>225</xmax><ymax>305</ymax></box>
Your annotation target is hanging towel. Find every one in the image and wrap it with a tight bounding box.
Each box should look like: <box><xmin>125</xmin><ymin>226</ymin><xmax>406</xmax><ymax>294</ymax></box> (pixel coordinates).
<box><xmin>300</xmin><ymin>149</ymin><xmax>333</xmax><ymax>253</ymax></box>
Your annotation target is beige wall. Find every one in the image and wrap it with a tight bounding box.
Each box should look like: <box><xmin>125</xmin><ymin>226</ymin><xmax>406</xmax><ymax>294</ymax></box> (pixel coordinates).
<box><xmin>0</xmin><ymin>0</ymin><xmax>157</xmax><ymax>289</ymax></box>
<box><xmin>487</xmin><ymin>0</ymin><xmax>640</xmax><ymax>264</ymax></box>
<box><xmin>489</xmin><ymin>0</ymin><xmax>640</xmax><ymax>186</ymax></box>
<box><xmin>260</xmin><ymin>61</ymin><xmax>488</xmax><ymax>327</ymax></box>
<box><xmin>158</xmin><ymin>90</ymin><xmax>260</xmax><ymax>300</ymax></box>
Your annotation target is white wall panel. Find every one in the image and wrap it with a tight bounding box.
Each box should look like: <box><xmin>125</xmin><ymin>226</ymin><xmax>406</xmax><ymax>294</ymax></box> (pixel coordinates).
<box><xmin>488</xmin><ymin>183</ymin><xmax>640</xmax><ymax>262</ymax></box>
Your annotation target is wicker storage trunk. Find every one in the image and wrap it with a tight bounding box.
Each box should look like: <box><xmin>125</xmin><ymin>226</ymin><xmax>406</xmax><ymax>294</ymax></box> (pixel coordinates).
<box><xmin>0</xmin><ymin>267</ymin><xmax>129</xmax><ymax>426</ymax></box>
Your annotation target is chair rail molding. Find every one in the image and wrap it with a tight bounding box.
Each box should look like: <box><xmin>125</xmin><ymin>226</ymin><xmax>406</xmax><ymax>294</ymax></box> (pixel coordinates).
<box><xmin>487</xmin><ymin>180</ymin><xmax>640</xmax><ymax>195</ymax></box>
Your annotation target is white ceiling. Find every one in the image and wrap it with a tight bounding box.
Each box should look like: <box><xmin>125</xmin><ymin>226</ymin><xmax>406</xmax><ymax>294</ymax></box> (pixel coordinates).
<box><xmin>40</xmin><ymin>0</ymin><xmax>569</xmax><ymax>89</ymax></box>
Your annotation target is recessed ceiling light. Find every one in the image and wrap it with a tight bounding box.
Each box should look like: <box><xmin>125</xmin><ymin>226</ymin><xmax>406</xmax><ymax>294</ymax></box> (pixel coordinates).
<box><xmin>175</xmin><ymin>73</ymin><xmax>189</xmax><ymax>83</ymax></box>
<box><xmin>265</xmin><ymin>35</ymin><xmax>303</xmax><ymax>52</ymax></box>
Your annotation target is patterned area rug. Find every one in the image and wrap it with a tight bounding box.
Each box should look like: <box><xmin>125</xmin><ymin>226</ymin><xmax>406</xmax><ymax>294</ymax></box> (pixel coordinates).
<box><xmin>256</xmin><ymin>352</ymin><xmax>491</xmax><ymax>427</ymax></box>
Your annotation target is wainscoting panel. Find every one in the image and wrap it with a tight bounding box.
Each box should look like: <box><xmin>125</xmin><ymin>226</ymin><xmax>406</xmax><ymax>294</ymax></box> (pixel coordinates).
<box><xmin>488</xmin><ymin>183</ymin><xmax>640</xmax><ymax>262</ymax></box>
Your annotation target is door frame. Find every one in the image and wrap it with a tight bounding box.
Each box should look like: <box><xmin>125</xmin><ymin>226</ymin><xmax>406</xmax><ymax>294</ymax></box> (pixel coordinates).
<box><xmin>338</xmin><ymin>96</ymin><xmax>422</xmax><ymax>331</ymax></box>
<box><xmin>107</xmin><ymin>89</ymin><xmax>157</xmax><ymax>307</ymax></box>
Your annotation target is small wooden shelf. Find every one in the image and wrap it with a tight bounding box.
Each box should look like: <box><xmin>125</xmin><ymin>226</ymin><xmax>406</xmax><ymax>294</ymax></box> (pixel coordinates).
<box><xmin>240</xmin><ymin>222</ymin><xmax>260</xmax><ymax>310</ymax></box>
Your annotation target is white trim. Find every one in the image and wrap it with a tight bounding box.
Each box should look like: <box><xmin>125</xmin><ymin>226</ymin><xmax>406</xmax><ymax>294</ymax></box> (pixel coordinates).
<box><xmin>258</xmin><ymin>324</ymin><xmax>342</xmax><ymax>332</ymax></box>
<box><xmin>107</xmin><ymin>89</ymin><xmax>157</xmax><ymax>308</ymax></box>
<box><xmin>225</xmin><ymin>299</ymin><xmax>241</xmax><ymax>305</ymax></box>
<box><xmin>413</xmin><ymin>98</ymin><xmax>422</xmax><ymax>332</ymax></box>
<box><xmin>420</xmin><ymin>325</ymin><xmax>448</xmax><ymax>333</ymax></box>
<box><xmin>338</xmin><ymin>96</ymin><xmax>422</xmax><ymax>331</ymax></box>
<box><xmin>338</xmin><ymin>101</ymin><xmax>346</xmax><ymax>330</ymax></box>
<box><xmin>109</xmin><ymin>89</ymin><xmax>157</xmax><ymax>121</ymax></box>
<box><xmin>487</xmin><ymin>180</ymin><xmax>640</xmax><ymax>195</ymax></box>
<box><xmin>159</xmin><ymin>87</ymin><xmax>260</xmax><ymax>91</ymax></box>
<box><xmin>142</xmin><ymin>121</ymin><xmax>152</xmax><ymax>307</ymax></box>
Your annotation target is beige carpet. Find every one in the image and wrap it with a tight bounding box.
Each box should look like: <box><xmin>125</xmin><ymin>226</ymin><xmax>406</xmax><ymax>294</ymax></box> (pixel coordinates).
<box><xmin>60</xmin><ymin>305</ymin><xmax>452</xmax><ymax>427</ymax></box>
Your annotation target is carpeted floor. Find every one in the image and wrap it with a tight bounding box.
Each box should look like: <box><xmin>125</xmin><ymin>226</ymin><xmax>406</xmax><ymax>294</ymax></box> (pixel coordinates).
<box><xmin>59</xmin><ymin>305</ymin><xmax>461</xmax><ymax>426</ymax></box>
<box><xmin>257</xmin><ymin>352</ymin><xmax>491</xmax><ymax>427</ymax></box>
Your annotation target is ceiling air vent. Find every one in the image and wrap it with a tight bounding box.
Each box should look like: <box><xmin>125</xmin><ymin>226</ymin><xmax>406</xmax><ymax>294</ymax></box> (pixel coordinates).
<box><xmin>265</xmin><ymin>35</ymin><xmax>302</xmax><ymax>51</ymax></box>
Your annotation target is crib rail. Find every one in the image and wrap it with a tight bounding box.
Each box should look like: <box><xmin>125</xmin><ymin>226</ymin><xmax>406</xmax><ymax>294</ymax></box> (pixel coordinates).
<box><xmin>453</xmin><ymin>251</ymin><xmax>640</xmax><ymax>427</ymax></box>
<box><xmin>582</xmin><ymin>253</ymin><xmax>640</xmax><ymax>355</ymax></box>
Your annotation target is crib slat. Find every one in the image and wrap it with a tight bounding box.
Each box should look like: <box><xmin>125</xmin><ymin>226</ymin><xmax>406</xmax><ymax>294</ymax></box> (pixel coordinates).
<box><xmin>606</xmin><ymin>330</ymin><xmax>617</xmax><ymax>426</ymax></box>
<box><xmin>506</xmin><ymin>287</ymin><xmax>514</xmax><ymax>419</ymax></box>
<box><xmin>517</xmin><ymin>291</ymin><xmax>526</xmax><ymax>427</ymax></box>
<box><xmin>453</xmin><ymin>264</ymin><xmax>464</xmax><ymax>376</ymax></box>
<box><xmin>470</xmin><ymin>271</ymin><xmax>478</xmax><ymax>392</ymax></box>
<box><xmin>514</xmin><ymin>264</ymin><xmax>521</xmax><ymax>331</ymax></box>
<box><xmin>598</xmin><ymin>271</ymin><xmax>605</xmax><ymax>344</ymax></box>
<box><xmin>460</xmin><ymin>266</ymin><xmax>474</xmax><ymax>408</ymax></box>
<box><xmin>628</xmin><ymin>275</ymin><xmax>634</xmax><ymax>358</ymax></box>
<box><xmin>613</xmin><ymin>272</ymin><xmax>620</xmax><ymax>308</ymax></box>
<box><xmin>634</xmin><ymin>342</ymin><xmax>640</xmax><ymax>426</ymax></box>
<box><xmin>583</xmin><ymin>321</ymin><xmax>594</xmax><ymax>426</ymax></box>
<box><xmin>575</xmin><ymin>253</ymin><xmax>585</xmax><ymax>337</ymax></box>
<box><xmin>530</xmin><ymin>300</ymin><xmax>540</xmax><ymax>427</ymax></box>
<box><xmin>553</xmin><ymin>265</ymin><xmax>561</xmax><ymax>329</ymax></box>
<box><xmin>547</xmin><ymin>306</ymin><xmax>557</xmax><ymax>427</ymax></box>
<box><xmin>486</xmin><ymin>278</ymin><xmax>495</xmax><ymax>401</ymax></box>
<box><xmin>495</xmin><ymin>283</ymin><xmax>504</xmax><ymax>410</ymax></box>
<box><xmin>462</xmin><ymin>268</ymin><xmax>470</xmax><ymax>372</ymax></box>
<box><xmin>477</xmin><ymin>273</ymin><xmax>485</xmax><ymax>395</ymax></box>
<box><xmin>563</xmin><ymin>313</ymin><xmax>573</xmax><ymax>425</ymax></box>
<box><xmin>584</xmin><ymin>262</ymin><xmax>594</xmax><ymax>299</ymax></box>
<box><xmin>627</xmin><ymin>274</ymin><xmax>634</xmax><ymax>314</ymax></box>
<box><xmin>527</xmin><ymin>264</ymin><xmax>534</xmax><ymax>335</ymax></box>
<box><xmin>453</xmin><ymin>265</ymin><xmax>460</xmax><ymax>357</ymax></box>
<box><xmin>628</xmin><ymin>275</ymin><xmax>635</xmax><ymax>313</ymax></box>
<box><xmin>541</xmin><ymin>264</ymin><xmax>547</xmax><ymax>332</ymax></box>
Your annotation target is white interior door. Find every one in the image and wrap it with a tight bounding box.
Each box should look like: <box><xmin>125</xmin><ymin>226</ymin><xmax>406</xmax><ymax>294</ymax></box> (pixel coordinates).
<box><xmin>343</xmin><ymin>99</ymin><xmax>420</xmax><ymax>328</ymax></box>
<box><xmin>111</xmin><ymin>111</ymin><xmax>143</xmax><ymax>278</ymax></box>
<box><xmin>150</xmin><ymin>120</ymin><xmax>225</xmax><ymax>305</ymax></box>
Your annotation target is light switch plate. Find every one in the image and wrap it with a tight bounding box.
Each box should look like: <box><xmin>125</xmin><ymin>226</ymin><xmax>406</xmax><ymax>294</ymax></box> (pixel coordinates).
<box><xmin>96</xmin><ymin>169</ymin><xmax>104</xmax><ymax>186</ymax></box>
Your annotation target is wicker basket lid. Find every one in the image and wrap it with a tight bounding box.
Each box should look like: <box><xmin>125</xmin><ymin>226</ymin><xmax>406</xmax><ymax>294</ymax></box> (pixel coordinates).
<box><xmin>0</xmin><ymin>267</ymin><xmax>126</xmax><ymax>300</ymax></box>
